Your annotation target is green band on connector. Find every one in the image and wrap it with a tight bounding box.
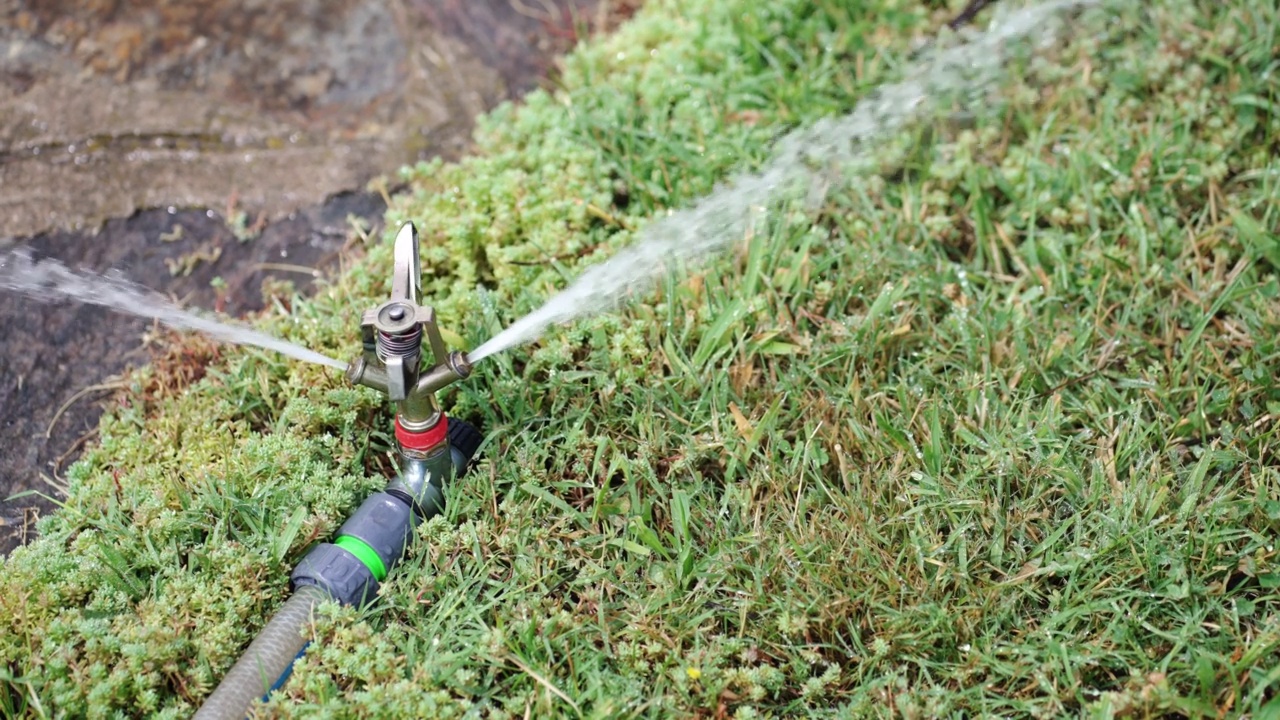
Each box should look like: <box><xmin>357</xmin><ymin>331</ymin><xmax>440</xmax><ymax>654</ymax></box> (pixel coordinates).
<box><xmin>334</xmin><ymin>535</ymin><xmax>388</xmax><ymax>581</ymax></box>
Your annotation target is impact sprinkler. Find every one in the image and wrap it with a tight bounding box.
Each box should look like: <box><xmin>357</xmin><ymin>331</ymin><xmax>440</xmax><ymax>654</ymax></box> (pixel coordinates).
<box><xmin>343</xmin><ymin>220</ymin><xmax>480</xmax><ymax>515</ymax></box>
<box><xmin>196</xmin><ymin>222</ymin><xmax>482</xmax><ymax>720</ymax></box>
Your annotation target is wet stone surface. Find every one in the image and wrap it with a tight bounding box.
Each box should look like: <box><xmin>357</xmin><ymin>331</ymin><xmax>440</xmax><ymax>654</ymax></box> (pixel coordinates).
<box><xmin>0</xmin><ymin>0</ymin><xmax>505</xmax><ymax>238</ymax></box>
<box><xmin>0</xmin><ymin>0</ymin><xmax>630</xmax><ymax>553</ymax></box>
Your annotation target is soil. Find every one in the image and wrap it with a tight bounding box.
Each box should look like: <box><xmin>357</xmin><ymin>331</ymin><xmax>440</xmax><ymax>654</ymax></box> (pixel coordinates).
<box><xmin>0</xmin><ymin>0</ymin><xmax>637</xmax><ymax>554</ymax></box>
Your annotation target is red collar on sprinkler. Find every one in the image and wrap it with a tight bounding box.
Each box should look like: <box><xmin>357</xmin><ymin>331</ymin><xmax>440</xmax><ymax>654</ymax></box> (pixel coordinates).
<box><xmin>395</xmin><ymin>414</ymin><xmax>449</xmax><ymax>452</ymax></box>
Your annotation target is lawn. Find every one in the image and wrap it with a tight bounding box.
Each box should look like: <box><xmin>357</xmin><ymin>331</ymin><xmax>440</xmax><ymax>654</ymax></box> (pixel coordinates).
<box><xmin>3</xmin><ymin>0</ymin><xmax>1280</xmax><ymax>717</ymax></box>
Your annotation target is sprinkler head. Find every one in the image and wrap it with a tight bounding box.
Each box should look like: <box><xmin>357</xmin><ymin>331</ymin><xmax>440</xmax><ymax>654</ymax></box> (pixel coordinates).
<box><xmin>347</xmin><ymin>222</ymin><xmax>473</xmax><ymax>437</ymax></box>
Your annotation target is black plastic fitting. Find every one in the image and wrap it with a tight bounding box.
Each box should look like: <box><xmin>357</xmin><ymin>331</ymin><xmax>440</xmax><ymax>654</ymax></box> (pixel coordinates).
<box><xmin>448</xmin><ymin>419</ymin><xmax>484</xmax><ymax>478</ymax></box>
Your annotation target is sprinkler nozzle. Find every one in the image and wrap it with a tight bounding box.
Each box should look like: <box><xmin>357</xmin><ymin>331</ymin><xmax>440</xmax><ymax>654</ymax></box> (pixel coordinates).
<box><xmin>451</xmin><ymin>351</ymin><xmax>473</xmax><ymax>378</ymax></box>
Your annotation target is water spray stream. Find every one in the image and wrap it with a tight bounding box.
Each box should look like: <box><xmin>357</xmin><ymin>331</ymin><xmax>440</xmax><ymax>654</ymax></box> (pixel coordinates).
<box><xmin>469</xmin><ymin>0</ymin><xmax>1104</xmax><ymax>362</ymax></box>
<box><xmin>0</xmin><ymin>248</ymin><xmax>346</xmax><ymax>370</ymax></box>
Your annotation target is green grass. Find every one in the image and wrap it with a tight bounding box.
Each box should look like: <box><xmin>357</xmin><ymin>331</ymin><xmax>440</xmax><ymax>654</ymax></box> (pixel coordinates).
<box><xmin>4</xmin><ymin>0</ymin><xmax>1280</xmax><ymax>717</ymax></box>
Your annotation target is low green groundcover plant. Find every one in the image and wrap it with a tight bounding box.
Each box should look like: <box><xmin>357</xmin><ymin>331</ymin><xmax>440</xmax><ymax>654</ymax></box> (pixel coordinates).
<box><xmin>2</xmin><ymin>0</ymin><xmax>1278</xmax><ymax>717</ymax></box>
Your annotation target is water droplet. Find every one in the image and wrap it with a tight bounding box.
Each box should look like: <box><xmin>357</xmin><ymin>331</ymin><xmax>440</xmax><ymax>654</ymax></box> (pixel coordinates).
<box><xmin>167</xmin><ymin>206</ymin><xmax>176</xmax><ymax>214</ymax></box>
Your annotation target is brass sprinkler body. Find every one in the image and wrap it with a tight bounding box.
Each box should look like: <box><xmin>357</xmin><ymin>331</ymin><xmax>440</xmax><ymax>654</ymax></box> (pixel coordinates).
<box><xmin>345</xmin><ymin>222</ymin><xmax>472</xmax><ymax>446</ymax></box>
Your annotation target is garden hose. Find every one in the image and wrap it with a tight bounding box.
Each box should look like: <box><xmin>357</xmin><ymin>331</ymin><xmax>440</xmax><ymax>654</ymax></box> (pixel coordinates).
<box><xmin>192</xmin><ymin>583</ymin><xmax>329</xmax><ymax>720</ymax></box>
<box><xmin>193</xmin><ymin>419</ymin><xmax>482</xmax><ymax>720</ymax></box>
